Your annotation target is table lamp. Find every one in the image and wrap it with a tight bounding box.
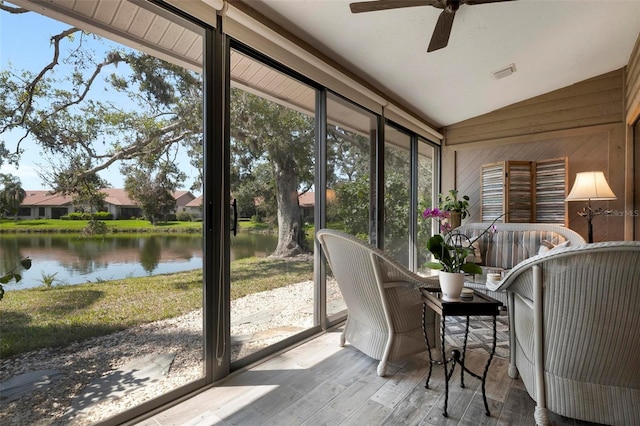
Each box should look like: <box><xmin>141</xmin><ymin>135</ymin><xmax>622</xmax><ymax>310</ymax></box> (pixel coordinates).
<box><xmin>565</xmin><ymin>171</ymin><xmax>616</xmax><ymax>243</ymax></box>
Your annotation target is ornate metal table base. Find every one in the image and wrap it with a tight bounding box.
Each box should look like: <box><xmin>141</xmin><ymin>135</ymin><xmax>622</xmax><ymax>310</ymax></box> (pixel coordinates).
<box><xmin>421</xmin><ymin>289</ymin><xmax>502</xmax><ymax>418</ymax></box>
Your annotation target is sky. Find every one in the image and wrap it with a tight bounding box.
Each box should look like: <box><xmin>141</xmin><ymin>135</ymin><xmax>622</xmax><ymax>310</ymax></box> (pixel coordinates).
<box><xmin>0</xmin><ymin>6</ymin><xmax>199</xmax><ymax>192</ymax></box>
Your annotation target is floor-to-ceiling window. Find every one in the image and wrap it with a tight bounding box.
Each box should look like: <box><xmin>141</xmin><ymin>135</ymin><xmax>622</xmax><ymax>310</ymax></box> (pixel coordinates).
<box><xmin>383</xmin><ymin>124</ymin><xmax>413</xmax><ymax>266</ymax></box>
<box><xmin>324</xmin><ymin>92</ymin><xmax>378</xmax><ymax>320</ymax></box>
<box><xmin>417</xmin><ymin>139</ymin><xmax>438</xmax><ymax>274</ymax></box>
<box><xmin>228</xmin><ymin>47</ymin><xmax>319</xmax><ymax>365</ymax></box>
<box><xmin>0</xmin><ymin>1</ymin><xmax>206</xmax><ymax>424</ymax></box>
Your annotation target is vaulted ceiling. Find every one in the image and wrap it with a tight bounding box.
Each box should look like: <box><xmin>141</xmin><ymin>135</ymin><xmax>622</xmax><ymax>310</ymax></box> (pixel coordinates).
<box><xmin>241</xmin><ymin>0</ymin><xmax>640</xmax><ymax>128</ymax></box>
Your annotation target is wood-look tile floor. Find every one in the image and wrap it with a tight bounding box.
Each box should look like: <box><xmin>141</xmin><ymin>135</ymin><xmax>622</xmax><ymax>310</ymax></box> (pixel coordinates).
<box><xmin>135</xmin><ymin>327</ymin><xmax>597</xmax><ymax>426</ymax></box>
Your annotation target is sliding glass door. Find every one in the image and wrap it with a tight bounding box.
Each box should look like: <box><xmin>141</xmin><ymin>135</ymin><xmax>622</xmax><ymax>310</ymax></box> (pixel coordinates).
<box><xmin>417</xmin><ymin>139</ymin><xmax>438</xmax><ymax>273</ymax></box>
<box><xmin>228</xmin><ymin>48</ymin><xmax>318</xmax><ymax>364</ymax></box>
<box><xmin>383</xmin><ymin>125</ymin><xmax>413</xmax><ymax>266</ymax></box>
<box><xmin>0</xmin><ymin>2</ymin><xmax>206</xmax><ymax>424</ymax></box>
<box><xmin>324</xmin><ymin>92</ymin><xmax>378</xmax><ymax>319</ymax></box>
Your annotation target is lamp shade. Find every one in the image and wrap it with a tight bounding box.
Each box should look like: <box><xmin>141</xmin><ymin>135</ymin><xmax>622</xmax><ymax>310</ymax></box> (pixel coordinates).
<box><xmin>565</xmin><ymin>171</ymin><xmax>617</xmax><ymax>201</ymax></box>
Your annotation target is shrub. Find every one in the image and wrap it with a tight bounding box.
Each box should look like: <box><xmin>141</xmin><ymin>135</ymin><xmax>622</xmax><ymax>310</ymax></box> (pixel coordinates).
<box><xmin>82</xmin><ymin>219</ymin><xmax>110</xmax><ymax>236</ymax></box>
<box><xmin>67</xmin><ymin>212</ymin><xmax>91</xmax><ymax>220</ymax></box>
<box><xmin>176</xmin><ymin>212</ymin><xmax>193</xmax><ymax>222</ymax></box>
<box><xmin>92</xmin><ymin>211</ymin><xmax>113</xmax><ymax>220</ymax></box>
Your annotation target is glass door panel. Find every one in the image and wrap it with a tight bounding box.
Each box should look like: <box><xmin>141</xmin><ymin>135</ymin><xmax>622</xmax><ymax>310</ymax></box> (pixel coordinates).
<box><xmin>229</xmin><ymin>50</ymin><xmax>316</xmax><ymax>362</ymax></box>
<box><xmin>417</xmin><ymin>139</ymin><xmax>437</xmax><ymax>274</ymax></box>
<box><xmin>383</xmin><ymin>125</ymin><xmax>412</xmax><ymax>266</ymax></box>
<box><xmin>0</xmin><ymin>2</ymin><xmax>205</xmax><ymax>424</ymax></box>
<box><xmin>325</xmin><ymin>93</ymin><xmax>377</xmax><ymax>319</ymax></box>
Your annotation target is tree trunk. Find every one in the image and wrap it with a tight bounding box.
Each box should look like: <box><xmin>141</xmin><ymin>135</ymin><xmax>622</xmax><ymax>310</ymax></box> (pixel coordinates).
<box><xmin>270</xmin><ymin>157</ymin><xmax>306</xmax><ymax>258</ymax></box>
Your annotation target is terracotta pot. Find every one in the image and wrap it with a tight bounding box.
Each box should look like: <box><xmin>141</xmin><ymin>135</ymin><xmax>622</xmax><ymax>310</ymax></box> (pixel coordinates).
<box><xmin>439</xmin><ymin>270</ymin><xmax>465</xmax><ymax>302</ymax></box>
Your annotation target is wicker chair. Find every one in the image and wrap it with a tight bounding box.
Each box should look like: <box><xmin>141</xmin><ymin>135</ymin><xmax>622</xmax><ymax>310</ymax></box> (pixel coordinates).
<box><xmin>487</xmin><ymin>241</ymin><xmax>640</xmax><ymax>425</ymax></box>
<box><xmin>316</xmin><ymin>229</ymin><xmax>437</xmax><ymax>376</ymax></box>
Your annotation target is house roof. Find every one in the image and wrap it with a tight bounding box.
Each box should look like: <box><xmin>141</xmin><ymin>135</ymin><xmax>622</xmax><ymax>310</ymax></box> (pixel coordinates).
<box><xmin>298</xmin><ymin>191</ymin><xmax>315</xmax><ymax>208</ymax></box>
<box><xmin>186</xmin><ymin>195</ymin><xmax>203</xmax><ymax>208</ymax></box>
<box><xmin>21</xmin><ymin>190</ymin><xmax>73</xmax><ymax>207</ymax></box>
<box><xmin>21</xmin><ymin>189</ymin><xmax>193</xmax><ymax>208</ymax></box>
<box><xmin>173</xmin><ymin>190</ymin><xmax>197</xmax><ymax>207</ymax></box>
<box><xmin>101</xmin><ymin>188</ymin><xmax>137</xmax><ymax>207</ymax></box>
<box><xmin>298</xmin><ymin>190</ymin><xmax>336</xmax><ymax>208</ymax></box>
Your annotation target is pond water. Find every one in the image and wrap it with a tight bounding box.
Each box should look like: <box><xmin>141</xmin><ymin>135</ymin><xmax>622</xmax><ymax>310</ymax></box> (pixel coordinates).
<box><xmin>0</xmin><ymin>232</ymin><xmax>278</xmax><ymax>291</ymax></box>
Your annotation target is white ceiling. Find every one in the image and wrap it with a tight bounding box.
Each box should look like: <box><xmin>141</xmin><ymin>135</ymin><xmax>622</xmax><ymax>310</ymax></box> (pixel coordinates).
<box><xmin>241</xmin><ymin>0</ymin><xmax>640</xmax><ymax>128</ymax></box>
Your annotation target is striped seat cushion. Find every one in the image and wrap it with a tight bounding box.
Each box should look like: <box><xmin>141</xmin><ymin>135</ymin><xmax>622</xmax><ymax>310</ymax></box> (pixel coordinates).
<box><xmin>460</xmin><ymin>229</ymin><xmax>569</xmax><ymax>269</ymax></box>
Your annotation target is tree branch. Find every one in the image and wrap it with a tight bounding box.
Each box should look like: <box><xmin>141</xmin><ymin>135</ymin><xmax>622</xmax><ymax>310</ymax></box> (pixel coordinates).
<box><xmin>0</xmin><ymin>3</ymin><xmax>30</xmax><ymax>13</ymax></box>
<box><xmin>80</xmin><ymin>123</ymin><xmax>196</xmax><ymax>176</ymax></box>
<box><xmin>2</xmin><ymin>27</ymin><xmax>82</xmax><ymax>135</ymax></box>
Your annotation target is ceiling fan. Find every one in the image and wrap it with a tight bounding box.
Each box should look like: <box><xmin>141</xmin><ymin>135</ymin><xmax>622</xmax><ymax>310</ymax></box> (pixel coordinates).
<box><xmin>349</xmin><ymin>0</ymin><xmax>514</xmax><ymax>52</ymax></box>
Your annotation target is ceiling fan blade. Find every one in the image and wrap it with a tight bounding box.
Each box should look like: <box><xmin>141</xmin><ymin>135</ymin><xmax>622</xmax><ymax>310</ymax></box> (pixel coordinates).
<box><xmin>350</xmin><ymin>0</ymin><xmax>440</xmax><ymax>14</ymax></box>
<box><xmin>463</xmin><ymin>0</ymin><xmax>516</xmax><ymax>5</ymax></box>
<box><xmin>427</xmin><ymin>8</ymin><xmax>456</xmax><ymax>52</ymax></box>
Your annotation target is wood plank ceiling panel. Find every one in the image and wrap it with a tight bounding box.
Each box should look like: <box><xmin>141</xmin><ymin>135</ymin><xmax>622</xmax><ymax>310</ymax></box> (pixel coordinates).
<box><xmin>94</xmin><ymin>0</ymin><xmax>120</xmax><ymax>26</ymax></box>
<box><xmin>112</xmin><ymin>0</ymin><xmax>139</xmax><ymax>32</ymax></box>
<box><xmin>73</xmin><ymin>0</ymin><xmax>99</xmax><ymax>17</ymax></box>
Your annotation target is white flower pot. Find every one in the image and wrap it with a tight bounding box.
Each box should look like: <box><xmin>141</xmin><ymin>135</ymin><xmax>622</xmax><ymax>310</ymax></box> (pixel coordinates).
<box><xmin>439</xmin><ymin>271</ymin><xmax>465</xmax><ymax>302</ymax></box>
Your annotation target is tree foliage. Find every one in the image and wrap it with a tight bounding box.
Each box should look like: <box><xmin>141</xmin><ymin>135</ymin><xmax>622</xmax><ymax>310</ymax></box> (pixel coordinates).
<box><xmin>0</xmin><ymin>174</ymin><xmax>26</xmax><ymax>220</ymax></box>
<box><xmin>230</xmin><ymin>88</ymin><xmax>315</xmax><ymax>257</ymax></box>
<box><xmin>123</xmin><ymin>161</ymin><xmax>184</xmax><ymax>225</ymax></box>
<box><xmin>0</xmin><ymin>10</ymin><xmax>203</xmax><ymax>202</ymax></box>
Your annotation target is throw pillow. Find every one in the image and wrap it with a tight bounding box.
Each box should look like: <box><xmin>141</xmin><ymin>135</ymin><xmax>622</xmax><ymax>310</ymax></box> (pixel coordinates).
<box><xmin>467</xmin><ymin>240</ymin><xmax>482</xmax><ymax>264</ymax></box>
<box><xmin>537</xmin><ymin>239</ymin><xmax>570</xmax><ymax>255</ymax></box>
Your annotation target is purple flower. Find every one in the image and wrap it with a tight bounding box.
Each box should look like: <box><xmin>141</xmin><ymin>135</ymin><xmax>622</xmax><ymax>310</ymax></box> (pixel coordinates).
<box><xmin>422</xmin><ymin>207</ymin><xmax>449</xmax><ymax>220</ymax></box>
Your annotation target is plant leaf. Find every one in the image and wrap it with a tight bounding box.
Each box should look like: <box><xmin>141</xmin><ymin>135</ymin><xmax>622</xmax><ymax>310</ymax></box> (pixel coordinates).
<box><xmin>461</xmin><ymin>263</ymin><xmax>482</xmax><ymax>275</ymax></box>
<box><xmin>21</xmin><ymin>258</ymin><xmax>32</xmax><ymax>270</ymax></box>
<box><xmin>424</xmin><ymin>261</ymin><xmax>443</xmax><ymax>270</ymax></box>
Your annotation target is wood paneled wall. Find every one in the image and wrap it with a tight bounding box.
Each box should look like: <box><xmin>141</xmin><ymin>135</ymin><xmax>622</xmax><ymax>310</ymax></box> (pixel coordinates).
<box><xmin>626</xmin><ymin>35</ymin><xmax>640</xmax><ymax>125</ymax></box>
<box><xmin>626</xmin><ymin>33</ymin><xmax>640</xmax><ymax>240</ymax></box>
<box><xmin>445</xmin><ymin>69</ymin><xmax>624</xmax><ymax>145</ymax></box>
<box><xmin>442</xmin><ymin>68</ymin><xmax>629</xmax><ymax>242</ymax></box>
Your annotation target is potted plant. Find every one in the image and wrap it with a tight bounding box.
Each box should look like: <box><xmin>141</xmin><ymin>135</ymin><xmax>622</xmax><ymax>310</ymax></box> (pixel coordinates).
<box><xmin>438</xmin><ymin>189</ymin><xmax>470</xmax><ymax>229</ymax></box>
<box><xmin>421</xmin><ymin>208</ymin><xmax>497</xmax><ymax>301</ymax></box>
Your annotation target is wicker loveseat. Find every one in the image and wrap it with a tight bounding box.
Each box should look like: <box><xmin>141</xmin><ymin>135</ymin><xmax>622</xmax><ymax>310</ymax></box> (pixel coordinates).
<box><xmin>487</xmin><ymin>242</ymin><xmax>640</xmax><ymax>425</ymax></box>
<box><xmin>316</xmin><ymin>229</ymin><xmax>437</xmax><ymax>377</ymax></box>
<box><xmin>454</xmin><ymin>223</ymin><xmax>586</xmax><ymax>303</ymax></box>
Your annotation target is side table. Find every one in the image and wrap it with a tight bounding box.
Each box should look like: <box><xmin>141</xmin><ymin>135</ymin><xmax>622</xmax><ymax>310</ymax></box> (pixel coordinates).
<box><xmin>420</xmin><ymin>287</ymin><xmax>503</xmax><ymax>418</ymax></box>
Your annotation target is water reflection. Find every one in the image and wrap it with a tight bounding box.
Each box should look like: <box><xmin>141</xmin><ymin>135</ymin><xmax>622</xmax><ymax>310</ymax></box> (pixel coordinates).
<box><xmin>0</xmin><ymin>232</ymin><xmax>277</xmax><ymax>291</ymax></box>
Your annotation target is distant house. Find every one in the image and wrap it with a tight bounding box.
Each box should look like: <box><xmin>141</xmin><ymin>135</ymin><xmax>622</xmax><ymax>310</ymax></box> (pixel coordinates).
<box><xmin>101</xmin><ymin>188</ymin><xmax>141</xmax><ymax>219</ymax></box>
<box><xmin>184</xmin><ymin>195</ymin><xmax>203</xmax><ymax>219</ymax></box>
<box><xmin>298</xmin><ymin>191</ymin><xmax>315</xmax><ymax>220</ymax></box>
<box><xmin>174</xmin><ymin>190</ymin><xmax>197</xmax><ymax>214</ymax></box>
<box><xmin>298</xmin><ymin>190</ymin><xmax>336</xmax><ymax>220</ymax></box>
<box><xmin>17</xmin><ymin>189</ymin><xmax>197</xmax><ymax>220</ymax></box>
<box><xmin>18</xmin><ymin>191</ymin><xmax>74</xmax><ymax>219</ymax></box>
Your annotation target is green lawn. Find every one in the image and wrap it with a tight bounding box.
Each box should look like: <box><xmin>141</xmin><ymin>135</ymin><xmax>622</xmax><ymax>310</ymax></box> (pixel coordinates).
<box><xmin>0</xmin><ymin>218</ymin><xmax>279</xmax><ymax>233</ymax></box>
<box><xmin>0</xmin><ymin>256</ymin><xmax>313</xmax><ymax>358</ymax></box>
<box><xmin>0</xmin><ymin>218</ymin><xmax>202</xmax><ymax>233</ymax></box>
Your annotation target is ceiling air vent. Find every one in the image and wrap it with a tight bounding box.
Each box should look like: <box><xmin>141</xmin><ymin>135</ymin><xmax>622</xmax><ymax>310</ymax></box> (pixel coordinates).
<box><xmin>491</xmin><ymin>63</ymin><xmax>517</xmax><ymax>80</ymax></box>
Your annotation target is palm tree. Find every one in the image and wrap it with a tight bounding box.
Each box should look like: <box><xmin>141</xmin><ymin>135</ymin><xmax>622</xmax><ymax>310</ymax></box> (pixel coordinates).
<box><xmin>0</xmin><ymin>174</ymin><xmax>27</xmax><ymax>221</ymax></box>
